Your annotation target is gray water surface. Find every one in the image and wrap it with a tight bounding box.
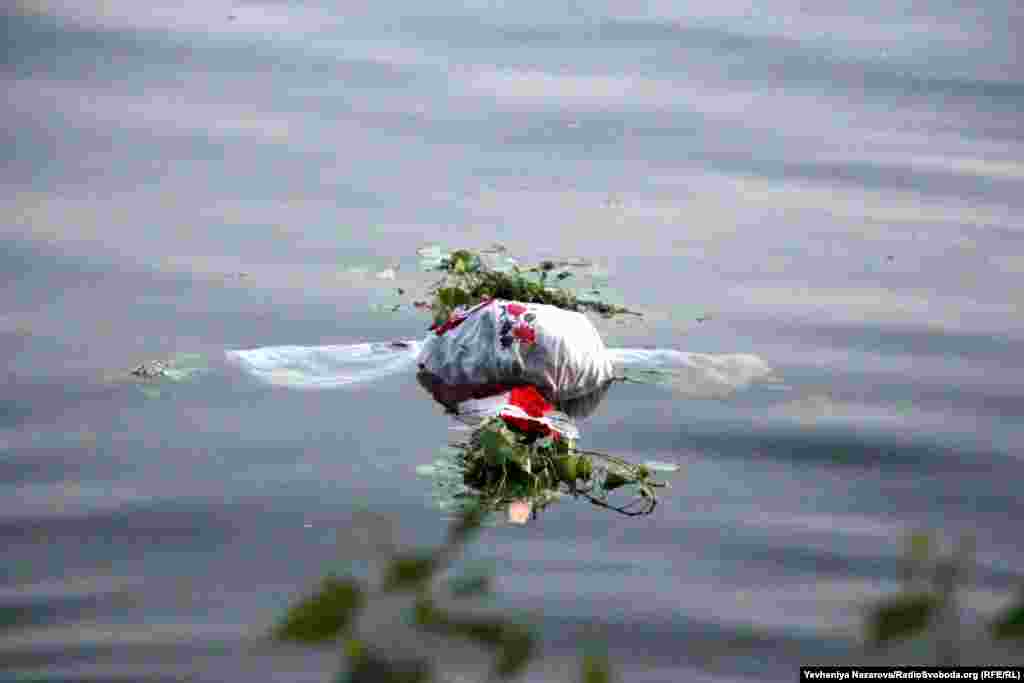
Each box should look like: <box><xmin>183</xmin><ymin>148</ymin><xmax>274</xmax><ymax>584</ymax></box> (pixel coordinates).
<box><xmin>3</xmin><ymin>2</ymin><xmax>1023</xmax><ymax>681</ymax></box>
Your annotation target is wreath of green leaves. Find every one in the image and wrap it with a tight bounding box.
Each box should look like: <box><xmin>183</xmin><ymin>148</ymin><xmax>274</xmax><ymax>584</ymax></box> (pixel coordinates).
<box><xmin>447</xmin><ymin>416</ymin><xmax>670</xmax><ymax>518</ymax></box>
<box><xmin>424</xmin><ymin>248</ymin><xmax>641</xmax><ymax>327</ymax></box>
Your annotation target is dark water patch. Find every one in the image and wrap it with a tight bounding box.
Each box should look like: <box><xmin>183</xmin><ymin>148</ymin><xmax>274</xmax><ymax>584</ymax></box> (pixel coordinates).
<box><xmin>0</xmin><ymin>638</ymin><xmax>335</xmax><ymax>683</ymax></box>
<box><xmin>531</xmin><ymin>609</ymin><xmax>849</xmax><ymax>680</ymax></box>
<box><xmin>693</xmin><ymin>429</ymin><xmax>1011</xmax><ymax>474</ymax></box>
<box><xmin>0</xmin><ymin>593</ymin><xmax>107</xmax><ymax>635</ymax></box>
<box><xmin>402</xmin><ymin>14</ymin><xmax>1023</xmax><ymax>111</ymax></box>
<box><xmin>0</xmin><ymin>501</ymin><xmax>239</xmax><ymax>576</ymax></box>
<box><xmin>842</xmin><ymin>469</ymin><xmax>1024</xmax><ymax>541</ymax></box>
<box><xmin>701</xmin><ymin>153</ymin><xmax>1024</xmax><ymax>204</ymax></box>
<box><xmin>0</xmin><ymin>375</ymin><xmax>120</xmax><ymax>431</ymax></box>
<box><xmin>0</xmin><ymin>238</ymin><xmax>234</xmax><ymax>332</ymax></box>
<box><xmin>856</xmin><ymin>382</ymin><xmax>1024</xmax><ymax>423</ymax></box>
<box><xmin>0</xmin><ymin>446</ymin><xmax>126</xmax><ymax>487</ymax></box>
<box><xmin>0</xmin><ymin>501</ymin><xmax>237</xmax><ymax>547</ymax></box>
<box><xmin>2</xmin><ymin>99</ymin><xmax>388</xmax><ymax>205</ymax></box>
<box><xmin>2</xmin><ymin>105</ymin><xmax>214</xmax><ymax>193</ymax></box>
<box><xmin>730</xmin><ymin>318</ymin><xmax>1024</xmax><ymax>369</ymax></box>
<box><xmin>0</xmin><ymin>236</ymin><xmax>427</xmax><ymax>372</ymax></box>
<box><xmin>2</xmin><ymin>11</ymin><xmax>158</xmax><ymax>85</ymax></box>
<box><xmin>3</xmin><ymin>10</ymin><xmax>425</xmax><ymax>93</ymax></box>
<box><xmin>0</xmin><ymin>240</ymin><xmax>122</xmax><ymax>309</ymax></box>
<box><xmin>727</xmin><ymin>543</ymin><xmax>881</xmax><ymax>582</ymax></box>
<box><xmin>724</xmin><ymin>542</ymin><xmax>1022</xmax><ymax>593</ymax></box>
<box><xmin>594</xmin><ymin>413</ymin><xmax>1012</xmax><ymax>474</ymax></box>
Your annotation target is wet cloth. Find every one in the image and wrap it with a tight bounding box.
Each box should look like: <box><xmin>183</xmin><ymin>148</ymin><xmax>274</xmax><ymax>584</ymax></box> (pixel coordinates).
<box><xmin>227</xmin><ymin>340</ymin><xmax>423</xmax><ymax>389</ymax></box>
<box><xmin>225</xmin><ymin>298</ymin><xmax>776</xmax><ymax>398</ymax></box>
<box><xmin>226</xmin><ymin>341</ymin><xmax>776</xmax><ymax>399</ymax></box>
<box><xmin>417</xmin><ymin>299</ymin><xmax>615</xmax><ymax>401</ymax></box>
<box><xmin>415</xmin><ymin>370</ymin><xmax>581</xmax><ymax>440</ymax></box>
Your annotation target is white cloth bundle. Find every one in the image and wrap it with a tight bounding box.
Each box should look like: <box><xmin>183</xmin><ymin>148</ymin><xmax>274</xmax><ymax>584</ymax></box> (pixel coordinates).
<box><xmin>416</xmin><ymin>299</ymin><xmax>615</xmax><ymax>401</ymax></box>
<box><xmin>226</xmin><ymin>340</ymin><xmax>424</xmax><ymax>389</ymax></box>
<box><xmin>227</xmin><ymin>334</ymin><xmax>775</xmax><ymax>401</ymax></box>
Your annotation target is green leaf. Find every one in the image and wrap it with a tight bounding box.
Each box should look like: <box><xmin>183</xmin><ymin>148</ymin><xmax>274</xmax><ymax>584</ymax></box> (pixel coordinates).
<box><xmin>383</xmin><ymin>552</ymin><xmax>438</xmax><ymax>592</ymax></box>
<box><xmin>274</xmin><ymin>576</ymin><xmax>365</xmax><ymax>643</ymax></box>
<box><xmin>437</xmin><ymin>288</ymin><xmax>455</xmax><ymax>309</ymax></box>
<box><xmin>436</xmin><ymin>287</ymin><xmax>471</xmax><ymax>310</ymax></box>
<box><xmin>495</xmin><ymin>625</ymin><xmax>535</xmax><ymax>679</ymax></box>
<box><xmin>139</xmin><ymin>385</ymin><xmax>163</xmax><ymax>399</ymax></box>
<box><xmin>906</xmin><ymin>531</ymin><xmax>933</xmax><ymax>564</ymax></box>
<box><xmin>991</xmin><ymin>598</ymin><xmax>1024</xmax><ymax>640</ymax></box>
<box><xmin>581</xmin><ymin>653</ymin><xmax>612</xmax><ymax>683</ymax></box>
<box><xmin>478</xmin><ymin>429</ymin><xmax>515</xmax><ymax>465</ymax></box>
<box><xmin>344</xmin><ymin>636</ymin><xmax>365</xmax><ymax>662</ymax></box>
<box><xmin>603</xmin><ymin>472</ymin><xmax>629</xmax><ymax>491</ymax></box>
<box><xmin>452</xmin><ymin>618</ymin><xmax>506</xmax><ymax>647</ymax></box>
<box><xmin>865</xmin><ymin>591</ymin><xmax>940</xmax><ymax>648</ymax></box>
<box><xmin>0</xmin><ymin>604</ymin><xmax>35</xmax><ymax>631</ymax></box>
<box><xmin>412</xmin><ymin>597</ymin><xmax>443</xmax><ymax>627</ymax></box>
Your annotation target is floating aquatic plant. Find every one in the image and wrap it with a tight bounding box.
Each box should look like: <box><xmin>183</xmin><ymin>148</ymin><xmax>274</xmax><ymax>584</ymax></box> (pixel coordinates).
<box><xmin>117</xmin><ymin>352</ymin><xmax>212</xmax><ymax>398</ymax></box>
<box><xmin>401</xmin><ymin>245</ymin><xmax>641</xmax><ymax>325</ymax></box>
<box><xmin>423</xmin><ymin>416</ymin><xmax>675</xmax><ymax>520</ymax></box>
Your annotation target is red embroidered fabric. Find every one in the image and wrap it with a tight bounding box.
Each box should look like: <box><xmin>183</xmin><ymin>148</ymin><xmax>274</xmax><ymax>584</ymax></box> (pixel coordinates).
<box><xmin>429</xmin><ymin>298</ymin><xmax>494</xmax><ymax>336</ymax></box>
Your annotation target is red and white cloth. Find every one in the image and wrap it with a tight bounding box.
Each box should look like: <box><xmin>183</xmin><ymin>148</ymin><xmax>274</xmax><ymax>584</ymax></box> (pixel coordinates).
<box><xmin>227</xmin><ymin>298</ymin><xmax>777</xmax><ymax>401</ymax></box>
<box><xmin>418</xmin><ymin>299</ymin><xmax>615</xmax><ymax>402</ymax></box>
<box><xmin>414</xmin><ymin>371</ymin><xmax>579</xmax><ymax>440</ymax></box>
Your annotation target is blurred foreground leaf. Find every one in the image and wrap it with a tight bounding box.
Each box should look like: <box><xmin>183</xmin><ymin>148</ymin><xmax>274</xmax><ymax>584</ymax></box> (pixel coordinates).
<box><xmin>413</xmin><ymin>597</ymin><xmax>535</xmax><ymax>681</ymax></box>
<box><xmin>866</xmin><ymin>592</ymin><xmax>940</xmax><ymax>648</ymax></box>
<box><xmin>603</xmin><ymin>472</ymin><xmax>628</xmax><ymax>491</ymax></box>
<box><xmin>274</xmin><ymin>576</ymin><xmax>365</xmax><ymax>643</ymax></box>
<box><xmin>494</xmin><ymin>624</ymin><xmax>535</xmax><ymax>680</ymax></box>
<box><xmin>991</xmin><ymin>596</ymin><xmax>1024</xmax><ymax>641</ymax></box>
<box><xmin>907</xmin><ymin>531</ymin><xmax>933</xmax><ymax>565</ymax></box>
<box><xmin>581</xmin><ymin>653</ymin><xmax>612</xmax><ymax>683</ymax></box>
<box><xmin>383</xmin><ymin>552</ymin><xmax>439</xmax><ymax>593</ymax></box>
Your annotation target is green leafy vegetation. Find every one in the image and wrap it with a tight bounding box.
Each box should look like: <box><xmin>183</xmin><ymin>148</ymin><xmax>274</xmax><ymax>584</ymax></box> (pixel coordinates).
<box><xmin>275</xmin><ymin>576</ymin><xmax>365</xmax><ymax>643</ymax></box>
<box><xmin>429</xmin><ymin>416</ymin><xmax>676</xmax><ymax>520</ymax></box>
<box><xmin>991</xmin><ymin>591</ymin><xmax>1024</xmax><ymax>641</ymax></box>
<box><xmin>415</xmin><ymin>245</ymin><xmax>641</xmax><ymax>325</ymax></box>
<box><xmin>272</xmin><ymin>503</ymin><xmax>615</xmax><ymax>683</ymax></box>
<box><xmin>863</xmin><ymin>529</ymin><xmax>1024</xmax><ymax>663</ymax></box>
<box><xmin>866</xmin><ymin>592</ymin><xmax>942</xmax><ymax>649</ymax></box>
<box><xmin>114</xmin><ymin>352</ymin><xmax>212</xmax><ymax>398</ymax></box>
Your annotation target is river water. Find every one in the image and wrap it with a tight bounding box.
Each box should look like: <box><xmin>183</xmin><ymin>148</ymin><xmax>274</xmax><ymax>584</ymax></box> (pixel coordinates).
<box><xmin>3</xmin><ymin>2</ymin><xmax>1023</xmax><ymax>681</ymax></box>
